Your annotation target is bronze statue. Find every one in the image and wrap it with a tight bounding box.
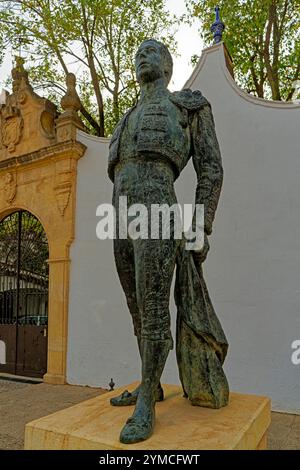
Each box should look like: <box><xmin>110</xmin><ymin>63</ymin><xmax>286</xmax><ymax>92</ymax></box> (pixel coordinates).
<box><xmin>108</xmin><ymin>39</ymin><xmax>229</xmax><ymax>444</ymax></box>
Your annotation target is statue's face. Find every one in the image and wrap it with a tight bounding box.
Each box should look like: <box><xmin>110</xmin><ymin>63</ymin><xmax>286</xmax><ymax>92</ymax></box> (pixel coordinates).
<box><xmin>135</xmin><ymin>41</ymin><xmax>164</xmax><ymax>85</ymax></box>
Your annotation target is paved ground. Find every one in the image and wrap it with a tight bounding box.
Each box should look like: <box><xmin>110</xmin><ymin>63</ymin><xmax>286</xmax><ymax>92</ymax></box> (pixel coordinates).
<box><xmin>0</xmin><ymin>378</ymin><xmax>106</xmax><ymax>450</ymax></box>
<box><xmin>0</xmin><ymin>378</ymin><xmax>299</xmax><ymax>450</ymax></box>
<box><xmin>268</xmin><ymin>411</ymin><xmax>300</xmax><ymax>450</ymax></box>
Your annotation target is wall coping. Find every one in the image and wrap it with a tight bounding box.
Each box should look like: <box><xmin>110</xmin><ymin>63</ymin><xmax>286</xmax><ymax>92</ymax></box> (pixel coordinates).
<box><xmin>184</xmin><ymin>43</ymin><xmax>300</xmax><ymax>110</ymax></box>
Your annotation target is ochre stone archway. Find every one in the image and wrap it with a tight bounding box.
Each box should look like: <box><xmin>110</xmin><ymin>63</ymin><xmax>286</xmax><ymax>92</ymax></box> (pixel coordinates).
<box><xmin>0</xmin><ymin>60</ymin><xmax>86</xmax><ymax>384</ymax></box>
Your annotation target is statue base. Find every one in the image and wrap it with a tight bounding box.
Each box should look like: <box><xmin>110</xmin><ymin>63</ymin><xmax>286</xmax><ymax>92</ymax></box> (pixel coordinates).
<box><xmin>24</xmin><ymin>382</ymin><xmax>271</xmax><ymax>450</ymax></box>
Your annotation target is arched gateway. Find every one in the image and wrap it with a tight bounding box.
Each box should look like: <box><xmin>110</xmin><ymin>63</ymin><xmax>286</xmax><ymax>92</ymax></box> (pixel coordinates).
<box><xmin>0</xmin><ymin>210</ymin><xmax>48</xmax><ymax>377</ymax></box>
<box><xmin>0</xmin><ymin>59</ymin><xmax>86</xmax><ymax>382</ymax></box>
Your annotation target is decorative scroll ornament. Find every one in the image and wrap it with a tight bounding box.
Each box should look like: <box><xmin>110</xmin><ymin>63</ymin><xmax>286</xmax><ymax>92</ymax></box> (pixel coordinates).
<box><xmin>4</xmin><ymin>171</ymin><xmax>17</xmax><ymax>204</ymax></box>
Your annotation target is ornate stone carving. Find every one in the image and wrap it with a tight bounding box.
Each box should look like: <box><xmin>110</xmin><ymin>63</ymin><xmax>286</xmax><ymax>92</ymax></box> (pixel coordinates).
<box><xmin>56</xmin><ymin>73</ymin><xmax>85</xmax><ymax>143</ymax></box>
<box><xmin>57</xmin><ymin>126</ymin><xmax>72</xmax><ymax>142</ymax></box>
<box><xmin>40</xmin><ymin>110</ymin><xmax>56</xmax><ymax>139</ymax></box>
<box><xmin>0</xmin><ymin>57</ymin><xmax>57</xmax><ymax>161</ymax></box>
<box><xmin>54</xmin><ymin>165</ymin><xmax>74</xmax><ymax>217</ymax></box>
<box><xmin>1</xmin><ymin>106</ymin><xmax>23</xmax><ymax>152</ymax></box>
<box><xmin>3</xmin><ymin>171</ymin><xmax>17</xmax><ymax>204</ymax></box>
<box><xmin>61</xmin><ymin>73</ymin><xmax>81</xmax><ymax>114</ymax></box>
<box><xmin>12</xmin><ymin>57</ymin><xmax>30</xmax><ymax>94</ymax></box>
<box><xmin>54</xmin><ymin>180</ymin><xmax>72</xmax><ymax>216</ymax></box>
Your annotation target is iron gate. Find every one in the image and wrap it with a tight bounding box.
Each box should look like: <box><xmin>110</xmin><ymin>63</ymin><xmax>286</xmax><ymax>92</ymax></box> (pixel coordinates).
<box><xmin>0</xmin><ymin>210</ymin><xmax>49</xmax><ymax>378</ymax></box>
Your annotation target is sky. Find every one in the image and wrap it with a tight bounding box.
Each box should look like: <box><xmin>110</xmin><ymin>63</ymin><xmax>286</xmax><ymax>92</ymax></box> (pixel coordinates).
<box><xmin>165</xmin><ymin>0</ymin><xmax>204</xmax><ymax>89</ymax></box>
<box><xmin>0</xmin><ymin>0</ymin><xmax>206</xmax><ymax>93</ymax></box>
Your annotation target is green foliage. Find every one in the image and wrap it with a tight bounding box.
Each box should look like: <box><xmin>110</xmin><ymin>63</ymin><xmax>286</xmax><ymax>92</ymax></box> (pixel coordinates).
<box><xmin>0</xmin><ymin>0</ymin><xmax>178</xmax><ymax>135</ymax></box>
<box><xmin>0</xmin><ymin>211</ymin><xmax>48</xmax><ymax>276</ymax></box>
<box><xmin>186</xmin><ymin>0</ymin><xmax>300</xmax><ymax>101</ymax></box>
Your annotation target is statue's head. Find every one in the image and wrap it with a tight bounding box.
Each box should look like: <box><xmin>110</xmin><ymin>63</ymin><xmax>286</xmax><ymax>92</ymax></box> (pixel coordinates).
<box><xmin>135</xmin><ymin>39</ymin><xmax>173</xmax><ymax>87</ymax></box>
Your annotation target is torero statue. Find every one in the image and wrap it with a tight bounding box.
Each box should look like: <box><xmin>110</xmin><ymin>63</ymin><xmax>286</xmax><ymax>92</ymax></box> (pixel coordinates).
<box><xmin>108</xmin><ymin>39</ymin><xmax>229</xmax><ymax>444</ymax></box>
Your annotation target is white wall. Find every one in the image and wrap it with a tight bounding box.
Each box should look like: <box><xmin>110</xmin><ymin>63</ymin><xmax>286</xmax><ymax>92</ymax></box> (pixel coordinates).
<box><xmin>67</xmin><ymin>43</ymin><xmax>300</xmax><ymax>413</ymax></box>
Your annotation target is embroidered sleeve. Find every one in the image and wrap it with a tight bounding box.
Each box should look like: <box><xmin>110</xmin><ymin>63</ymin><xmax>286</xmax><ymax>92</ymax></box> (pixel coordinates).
<box><xmin>191</xmin><ymin>104</ymin><xmax>223</xmax><ymax>235</ymax></box>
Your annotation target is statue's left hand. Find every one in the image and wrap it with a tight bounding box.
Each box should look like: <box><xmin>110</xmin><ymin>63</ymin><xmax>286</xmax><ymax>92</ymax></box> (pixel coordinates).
<box><xmin>192</xmin><ymin>233</ymin><xmax>210</xmax><ymax>264</ymax></box>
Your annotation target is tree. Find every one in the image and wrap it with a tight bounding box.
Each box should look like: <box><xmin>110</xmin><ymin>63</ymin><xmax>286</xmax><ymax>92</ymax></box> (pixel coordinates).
<box><xmin>0</xmin><ymin>211</ymin><xmax>49</xmax><ymax>277</ymax></box>
<box><xmin>186</xmin><ymin>0</ymin><xmax>300</xmax><ymax>101</ymax></box>
<box><xmin>0</xmin><ymin>0</ymin><xmax>177</xmax><ymax>136</ymax></box>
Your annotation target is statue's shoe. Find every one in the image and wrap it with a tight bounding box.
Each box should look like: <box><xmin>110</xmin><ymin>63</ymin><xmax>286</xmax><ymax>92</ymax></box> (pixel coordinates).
<box><xmin>110</xmin><ymin>385</ymin><xmax>164</xmax><ymax>406</ymax></box>
<box><xmin>119</xmin><ymin>411</ymin><xmax>155</xmax><ymax>444</ymax></box>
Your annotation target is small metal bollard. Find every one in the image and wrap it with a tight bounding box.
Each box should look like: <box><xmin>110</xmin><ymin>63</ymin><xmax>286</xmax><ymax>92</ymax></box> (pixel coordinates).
<box><xmin>109</xmin><ymin>378</ymin><xmax>115</xmax><ymax>391</ymax></box>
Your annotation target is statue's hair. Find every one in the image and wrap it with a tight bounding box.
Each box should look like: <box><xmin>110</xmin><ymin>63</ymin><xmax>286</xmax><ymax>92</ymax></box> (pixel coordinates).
<box><xmin>138</xmin><ymin>39</ymin><xmax>173</xmax><ymax>85</ymax></box>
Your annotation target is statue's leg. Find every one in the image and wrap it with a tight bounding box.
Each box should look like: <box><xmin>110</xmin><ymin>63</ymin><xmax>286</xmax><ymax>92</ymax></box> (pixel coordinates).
<box><xmin>111</xmin><ymin>238</ymin><xmax>163</xmax><ymax>406</ymax></box>
<box><xmin>119</xmin><ymin>238</ymin><xmax>177</xmax><ymax>444</ymax></box>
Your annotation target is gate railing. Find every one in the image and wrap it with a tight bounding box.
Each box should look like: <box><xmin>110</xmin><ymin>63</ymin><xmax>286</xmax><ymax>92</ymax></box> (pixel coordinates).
<box><xmin>0</xmin><ymin>210</ymin><xmax>49</xmax><ymax>376</ymax></box>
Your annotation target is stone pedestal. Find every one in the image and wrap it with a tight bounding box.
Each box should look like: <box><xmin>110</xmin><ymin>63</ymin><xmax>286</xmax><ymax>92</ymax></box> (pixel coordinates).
<box><xmin>24</xmin><ymin>383</ymin><xmax>271</xmax><ymax>450</ymax></box>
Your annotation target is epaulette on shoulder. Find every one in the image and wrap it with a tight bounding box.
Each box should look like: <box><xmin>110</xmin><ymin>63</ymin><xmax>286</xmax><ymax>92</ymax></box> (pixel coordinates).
<box><xmin>169</xmin><ymin>88</ymin><xmax>210</xmax><ymax>111</ymax></box>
